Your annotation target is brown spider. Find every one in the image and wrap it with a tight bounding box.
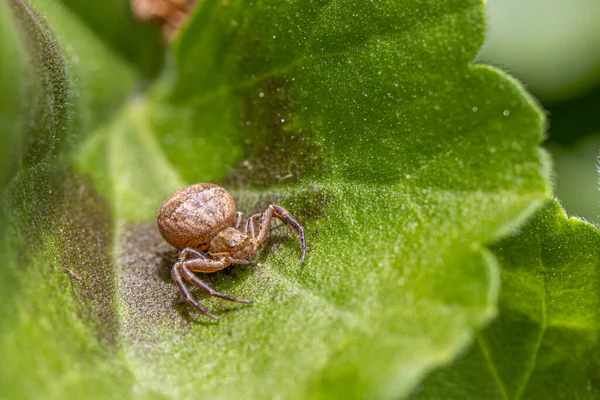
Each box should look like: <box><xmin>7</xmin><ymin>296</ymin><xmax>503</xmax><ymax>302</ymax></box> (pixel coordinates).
<box><xmin>157</xmin><ymin>183</ymin><xmax>306</xmax><ymax>320</ymax></box>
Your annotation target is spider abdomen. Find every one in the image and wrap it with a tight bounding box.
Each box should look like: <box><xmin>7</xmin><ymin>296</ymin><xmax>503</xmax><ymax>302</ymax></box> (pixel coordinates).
<box><xmin>157</xmin><ymin>183</ymin><xmax>237</xmax><ymax>251</ymax></box>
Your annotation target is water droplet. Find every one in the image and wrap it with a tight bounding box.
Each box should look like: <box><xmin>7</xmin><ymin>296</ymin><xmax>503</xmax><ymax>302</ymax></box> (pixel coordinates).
<box><xmin>472</xmin><ymin>106</ymin><xmax>478</xmax><ymax>112</ymax></box>
<box><xmin>259</xmin><ymin>92</ymin><xmax>264</xmax><ymax>98</ymax></box>
<box><xmin>503</xmin><ymin>109</ymin><xmax>510</xmax><ymax>116</ymax></box>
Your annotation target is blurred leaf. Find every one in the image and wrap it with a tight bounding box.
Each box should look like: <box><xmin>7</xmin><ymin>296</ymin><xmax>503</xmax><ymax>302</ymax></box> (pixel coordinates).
<box><xmin>0</xmin><ymin>0</ymin><xmax>25</xmax><ymax>188</ymax></box>
<box><xmin>3</xmin><ymin>0</ymin><xmax>552</xmax><ymax>399</ymax></box>
<box><xmin>0</xmin><ymin>0</ymin><xmax>142</xmax><ymax>398</ymax></box>
<box><xmin>412</xmin><ymin>199</ymin><xmax>600</xmax><ymax>399</ymax></box>
<box><xmin>58</xmin><ymin>0</ymin><xmax>164</xmax><ymax>77</ymax></box>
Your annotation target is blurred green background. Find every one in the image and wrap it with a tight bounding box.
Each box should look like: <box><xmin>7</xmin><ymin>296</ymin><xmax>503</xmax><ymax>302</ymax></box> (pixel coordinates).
<box><xmin>479</xmin><ymin>0</ymin><xmax>600</xmax><ymax>224</ymax></box>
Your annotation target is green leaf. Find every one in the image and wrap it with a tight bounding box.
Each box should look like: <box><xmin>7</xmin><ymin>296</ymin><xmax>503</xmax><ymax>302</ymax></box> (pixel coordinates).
<box><xmin>2</xmin><ymin>0</ymin><xmax>552</xmax><ymax>399</ymax></box>
<box><xmin>412</xmin><ymin>199</ymin><xmax>600</xmax><ymax>399</ymax></box>
<box><xmin>0</xmin><ymin>0</ymin><xmax>141</xmax><ymax>398</ymax></box>
<box><xmin>75</xmin><ymin>1</ymin><xmax>550</xmax><ymax>398</ymax></box>
<box><xmin>58</xmin><ymin>0</ymin><xmax>164</xmax><ymax>77</ymax></box>
<box><xmin>0</xmin><ymin>0</ymin><xmax>26</xmax><ymax>188</ymax></box>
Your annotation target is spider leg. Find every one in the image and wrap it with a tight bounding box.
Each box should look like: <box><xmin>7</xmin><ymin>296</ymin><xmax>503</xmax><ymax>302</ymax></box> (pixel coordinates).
<box><xmin>235</xmin><ymin>212</ymin><xmax>243</xmax><ymax>229</ymax></box>
<box><xmin>243</xmin><ymin>213</ymin><xmax>262</xmax><ymax>256</ymax></box>
<box><xmin>181</xmin><ymin>256</ymin><xmax>230</xmax><ymax>272</ymax></box>
<box><xmin>180</xmin><ymin>262</ymin><xmax>252</xmax><ymax>304</ymax></box>
<box><xmin>244</xmin><ymin>213</ymin><xmax>261</xmax><ymax>237</ymax></box>
<box><xmin>171</xmin><ymin>263</ymin><xmax>219</xmax><ymax>320</ymax></box>
<box><xmin>178</xmin><ymin>247</ymin><xmax>205</xmax><ymax>261</ymax></box>
<box><xmin>225</xmin><ymin>257</ymin><xmax>250</xmax><ymax>265</ymax></box>
<box><xmin>255</xmin><ymin>205</ymin><xmax>307</xmax><ymax>263</ymax></box>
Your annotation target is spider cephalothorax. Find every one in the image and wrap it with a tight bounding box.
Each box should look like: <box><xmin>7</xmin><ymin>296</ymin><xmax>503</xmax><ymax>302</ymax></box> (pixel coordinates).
<box><xmin>157</xmin><ymin>183</ymin><xmax>306</xmax><ymax>320</ymax></box>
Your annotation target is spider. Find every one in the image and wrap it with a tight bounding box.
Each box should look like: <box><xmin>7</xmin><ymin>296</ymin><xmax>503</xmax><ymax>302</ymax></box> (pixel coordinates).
<box><xmin>157</xmin><ymin>183</ymin><xmax>306</xmax><ymax>320</ymax></box>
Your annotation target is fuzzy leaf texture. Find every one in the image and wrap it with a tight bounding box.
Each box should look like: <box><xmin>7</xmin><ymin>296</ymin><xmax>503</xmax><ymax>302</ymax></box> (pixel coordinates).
<box><xmin>0</xmin><ymin>0</ymin><xmax>558</xmax><ymax>399</ymax></box>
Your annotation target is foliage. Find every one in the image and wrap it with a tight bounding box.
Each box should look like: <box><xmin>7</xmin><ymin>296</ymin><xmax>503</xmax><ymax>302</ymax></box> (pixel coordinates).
<box><xmin>413</xmin><ymin>199</ymin><xmax>600</xmax><ymax>399</ymax></box>
<box><xmin>2</xmin><ymin>0</ymin><xmax>596</xmax><ymax>399</ymax></box>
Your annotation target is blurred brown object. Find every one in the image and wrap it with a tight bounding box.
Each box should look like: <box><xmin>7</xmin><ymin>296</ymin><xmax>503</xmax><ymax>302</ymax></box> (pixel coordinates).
<box><xmin>131</xmin><ymin>0</ymin><xmax>197</xmax><ymax>41</ymax></box>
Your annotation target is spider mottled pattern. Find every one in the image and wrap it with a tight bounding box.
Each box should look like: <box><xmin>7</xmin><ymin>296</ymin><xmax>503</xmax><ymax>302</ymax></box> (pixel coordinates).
<box><xmin>157</xmin><ymin>183</ymin><xmax>306</xmax><ymax>320</ymax></box>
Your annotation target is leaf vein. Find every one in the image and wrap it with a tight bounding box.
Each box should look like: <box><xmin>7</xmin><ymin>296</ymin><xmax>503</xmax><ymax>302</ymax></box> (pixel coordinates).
<box><xmin>513</xmin><ymin>242</ymin><xmax>548</xmax><ymax>400</ymax></box>
<box><xmin>476</xmin><ymin>331</ymin><xmax>510</xmax><ymax>400</ymax></box>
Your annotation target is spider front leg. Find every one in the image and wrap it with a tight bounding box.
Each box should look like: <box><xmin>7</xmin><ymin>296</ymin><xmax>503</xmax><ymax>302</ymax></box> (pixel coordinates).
<box><xmin>250</xmin><ymin>205</ymin><xmax>307</xmax><ymax>262</ymax></box>
<box><xmin>171</xmin><ymin>264</ymin><xmax>219</xmax><ymax>320</ymax></box>
<box><xmin>172</xmin><ymin>255</ymin><xmax>252</xmax><ymax>320</ymax></box>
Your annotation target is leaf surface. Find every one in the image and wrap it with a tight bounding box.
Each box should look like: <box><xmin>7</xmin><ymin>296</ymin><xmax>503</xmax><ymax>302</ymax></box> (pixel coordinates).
<box><xmin>58</xmin><ymin>0</ymin><xmax>164</xmax><ymax>77</ymax></box>
<box><xmin>76</xmin><ymin>1</ymin><xmax>550</xmax><ymax>398</ymax></box>
<box><xmin>0</xmin><ymin>0</ymin><xmax>25</xmax><ymax>187</ymax></box>
<box><xmin>1</xmin><ymin>0</ymin><xmax>552</xmax><ymax>399</ymax></box>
